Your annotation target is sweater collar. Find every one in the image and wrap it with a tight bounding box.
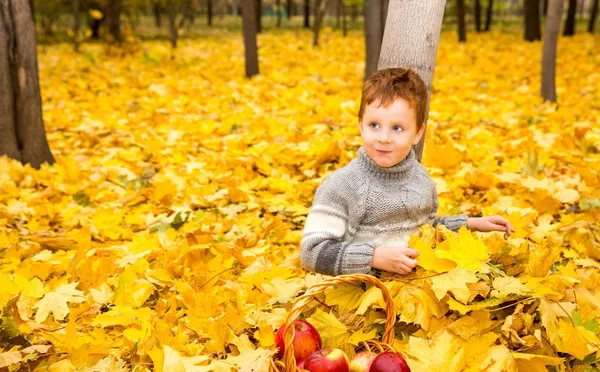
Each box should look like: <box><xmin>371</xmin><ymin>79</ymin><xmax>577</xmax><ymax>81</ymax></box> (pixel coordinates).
<box><xmin>357</xmin><ymin>146</ymin><xmax>416</xmax><ymax>180</ymax></box>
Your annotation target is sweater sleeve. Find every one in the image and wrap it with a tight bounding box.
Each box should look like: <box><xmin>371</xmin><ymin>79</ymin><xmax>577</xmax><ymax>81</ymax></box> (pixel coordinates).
<box><xmin>300</xmin><ymin>174</ymin><xmax>375</xmax><ymax>276</ymax></box>
<box><xmin>430</xmin><ymin>186</ymin><xmax>468</xmax><ymax>232</ymax></box>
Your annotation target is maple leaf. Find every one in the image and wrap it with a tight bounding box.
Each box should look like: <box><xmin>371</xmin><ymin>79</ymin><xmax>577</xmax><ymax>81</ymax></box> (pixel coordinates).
<box><xmin>431</xmin><ymin>268</ymin><xmax>479</xmax><ymax>303</ymax></box>
<box><xmin>411</xmin><ymin>235</ymin><xmax>455</xmax><ymax>273</ymax></box>
<box><xmin>406</xmin><ymin>330</ymin><xmax>467</xmax><ymax>372</ymax></box>
<box><xmin>32</xmin><ymin>282</ymin><xmax>87</xmax><ymax>323</ymax></box>
<box><xmin>436</xmin><ymin>227</ymin><xmax>489</xmax><ymax>272</ymax></box>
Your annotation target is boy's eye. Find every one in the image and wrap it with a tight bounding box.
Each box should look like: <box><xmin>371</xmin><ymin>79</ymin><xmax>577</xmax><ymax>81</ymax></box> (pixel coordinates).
<box><xmin>369</xmin><ymin>122</ymin><xmax>379</xmax><ymax>129</ymax></box>
<box><xmin>393</xmin><ymin>125</ymin><xmax>403</xmax><ymax>132</ymax></box>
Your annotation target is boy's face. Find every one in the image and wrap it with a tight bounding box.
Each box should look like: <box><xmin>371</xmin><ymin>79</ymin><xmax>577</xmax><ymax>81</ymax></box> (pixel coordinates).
<box><xmin>359</xmin><ymin>97</ymin><xmax>424</xmax><ymax>168</ymax></box>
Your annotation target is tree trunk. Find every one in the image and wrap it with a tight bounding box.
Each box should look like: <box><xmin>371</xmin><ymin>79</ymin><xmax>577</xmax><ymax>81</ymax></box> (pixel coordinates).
<box><xmin>336</xmin><ymin>0</ymin><xmax>341</xmax><ymax>28</ymax></box>
<box><xmin>541</xmin><ymin>0</ymin><xmax>563</xmax><ymax>103</ymax></box>
<box><xmin>351</xmin><ymin>4</ymin><xmax>358</xmax><ymax>21</ymax></box>
<box><xmin>73</xmin><ymin>0</ymin><xmax>81</xmax><ymax>52</ymax></box>
<box><xmin>485</xmin><ymin>0</ymin><xmax>493</xmax><ymax>31</ymax></box>
<box><xmin>457</xmin><ymin>0</ymin><xmax>466</xmax><ymax>42</ymax></box>
<box><xmin>287</xmin><ymin>0</ymin><xmax>292</xmax><ymax>19</ymax></box>
<box><xmin>543</xmin><ymin>0</ymin><xmax>548</xmax><ymax>16</ymax></box>
<box><xmin>167</xmin><ymin>0</ymin><xmax>177</xmax><ymax>49</ymax></box>
<box><xmin>342</xmin><ymin>1</ymin><xmax>347</xmax><ymax>36</ymax></box>
<box><xmin>207</xmin><ymin>0</ymin><xmax>213</xmax><ymax>26</ymax></box>
<box><xmin>304</xmin><ymin>0</ymin><xmax>310</xmax><ymax>28</ymax></box>
<box><xmin>313</xmin><ymin>0</ymin><xmax>327</xmax><ymax>46</ymax></box>
<box><xmin>590</xmin><ymin>0</ymin><xmax>599</xmax><ymax>33</ymax></box>
<box><xmin>563</xmin><ymin>0</ymin><xmax>576</xmax><ymax>35</ymax></box>
<box><xmin>255</xmin><ymin>0</ymin><xmax>262</xmax><ymax>33</ymax></box>
<box><xmin>0</xmin><ymin>0</ymin><xmax>55</xmax><ymax>168</ymax></box>
<box><xmin>378</xmin><ymin>0</ymin><xmax>447</xmax><ymax>162</ymax></box>
<box><xmin>381</xmin><ymin>0</ymin><xmax>389</xmax><ymax>37</ymax></box>
<box><xmin>241</xmin><ymin>0</ymin><xmax>259</xmax><ymax>77</ymax></box>
<box><xmin>364</xmin><ymin>0</ymin><xmax>383</xmax><ymax>80</ymax></box>
<box><xmin>108</xmin><ymin>0</ymin><xmax>121</xmax><ymax>42</ymax></box>
<box><xmin>474</xmin><ymin>0</ymin><xmax>481</xmax><ymax>32</ymax></box>
<box><xmin>524</xmin><ymin>0</ymin><xmax>541</xmax><ymax>41</ymax></box>
<box><xmin>277</xmin><ymin>0</ymin><xmax>282</xmax><ymax>26</ymax></box>
<box><xmin>153</xmin><ymin>0</ymin><xmax>162</xmax><ymax>27</ymax></box>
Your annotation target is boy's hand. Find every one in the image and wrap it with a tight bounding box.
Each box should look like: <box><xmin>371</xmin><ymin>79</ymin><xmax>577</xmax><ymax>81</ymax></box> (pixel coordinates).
<box><xmin>372</xmin><ymin>246</ymin><xmax>420</xmax><ymax>275</ymax></box>
<box><xmin>467</xmin><ymin>216</ymin><xmax>515</xmax><ymax>239</ymax></box>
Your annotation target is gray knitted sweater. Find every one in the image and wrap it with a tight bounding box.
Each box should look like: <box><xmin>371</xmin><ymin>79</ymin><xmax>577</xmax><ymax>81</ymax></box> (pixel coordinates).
<box><xmin>300</xmin><ymin>147</ymin><xmax>467</xmax><ymax>276</ymax></box>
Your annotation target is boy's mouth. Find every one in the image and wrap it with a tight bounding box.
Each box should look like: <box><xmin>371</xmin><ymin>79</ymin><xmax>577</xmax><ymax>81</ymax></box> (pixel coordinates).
<box><xmin>376</xmin><ymin>150</ymin><xmax>392</xmax><ymax>155</ymax></box>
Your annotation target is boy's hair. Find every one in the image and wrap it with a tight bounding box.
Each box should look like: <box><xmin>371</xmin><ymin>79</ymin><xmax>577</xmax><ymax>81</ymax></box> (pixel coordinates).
<box><xmin>358</xmin><ymin>68</ymin><xmax>428</xmax><ymax>129</ymax></box>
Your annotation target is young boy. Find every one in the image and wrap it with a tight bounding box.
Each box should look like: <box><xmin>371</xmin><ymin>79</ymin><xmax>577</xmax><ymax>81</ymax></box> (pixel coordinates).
<box><xmin>301</xmin><ymin>68</ymin><xmax>514</xmax><ymax>276</ymax></box>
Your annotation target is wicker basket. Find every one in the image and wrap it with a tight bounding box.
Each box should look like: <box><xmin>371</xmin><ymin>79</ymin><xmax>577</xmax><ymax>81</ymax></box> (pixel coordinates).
<box><xmin>270</xmin><ymin>274</ymin><xmax>398</xmax><ymax>372</ymax></box>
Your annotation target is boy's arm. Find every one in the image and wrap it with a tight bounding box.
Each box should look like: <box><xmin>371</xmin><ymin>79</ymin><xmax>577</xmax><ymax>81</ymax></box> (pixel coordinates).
<box><xmin>301</xmin><ymin>178</ymin><xmax>374</xmax><ymax>276</ymax></box>
<box><xmin>430</xmin><ymin>187</ymin><xmax>468</xmax><ymax>232</ymax></box>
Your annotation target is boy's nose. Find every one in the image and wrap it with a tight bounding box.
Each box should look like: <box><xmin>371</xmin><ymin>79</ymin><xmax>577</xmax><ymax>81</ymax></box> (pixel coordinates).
<box><xmin>378</xmin><ymin>132</ymin><xmax>391</xmax><ymax>143</ymax></box>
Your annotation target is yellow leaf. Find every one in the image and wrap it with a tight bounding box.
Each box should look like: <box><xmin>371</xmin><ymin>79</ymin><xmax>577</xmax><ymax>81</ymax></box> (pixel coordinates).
<box><xmin>512</xmin><ymin>353</ymin><xmax>563</xmax><ymax>372</ymax></box>
<box><xmin>324</xmin><ymin>283</ymin><xmax>364</xmax><ymax>314</ymax></box>
<box><xmin>32</xmin><ymin>282</ymin><xmax>87</xmax><ymax>322</ymax></box>
<box><xmin>447</xmin><ymin>310</ymin><xmax>495</xmax><ymax>339</ymax></box>
<box><xmin>406</xmin><ymin>330</ymin><xmax>467</xmax><ymax>372</ymax></box>
<box><xmin>356</xmin><ymin>285</ymin><xmax>386</xmax><ymax>315</ymax></box>
<box><xmin>436</xmin><ymin>227</ymin><xmax>489</xmax><ymax>272</ymax></box>
<box><xmin>348</xmin><ymin>328</ymin><xmax>378</xmax><ymax>346</ymax></box>
<box><xmin>491</xmin><ymin>277</ymin><xmax>531</xmax><ymax>298</ymax></box>
<box><xmin>411</xmin><ymin>235</ymin><xmax>455</xmax><ymax>273</ymax></box>
<box><xmin>306</xmin><ymin>308</ymin><xmax>349</xmax><ymax>347</ymax></box>
<box><xmin>479</xmin><ymin>345</ymin><xmax>515</xmax><ymax>372</ymax></box>
<box><xmin>431</xmin><ymin>268</ymin><xmax>479</xmax><ymax>303</ymax></box>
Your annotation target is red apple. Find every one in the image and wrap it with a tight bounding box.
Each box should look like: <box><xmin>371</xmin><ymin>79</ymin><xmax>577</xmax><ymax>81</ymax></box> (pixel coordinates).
<box><xmin>349</xmin><ymin>351</ymin><xmax>378</xmax><ymax>372</ymax></box>
<box><xmin>275</xmin><ymin>319</ymin><xmax>322</xmax><ymax>362</ymax></box>
<box><xmin>369</xmin><ymin>352</ymin><xmax>410</xmax><ymax>372</ymax></box>
<box><xmin>304</xmin><ymin>348</ymin><xmax>350</xmax><ymax>372</ymax></box>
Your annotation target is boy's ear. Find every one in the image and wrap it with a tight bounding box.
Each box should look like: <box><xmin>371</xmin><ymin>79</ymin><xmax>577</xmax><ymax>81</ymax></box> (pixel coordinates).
<box><xmin>358</xmin><ymin>119</ymin><xmax>363</xmax><ymax>136</ymax></box>
<box><xmin>413</xmin><ymin>124</ymin><xmax>425</xmax><ymax>145</ymax></box>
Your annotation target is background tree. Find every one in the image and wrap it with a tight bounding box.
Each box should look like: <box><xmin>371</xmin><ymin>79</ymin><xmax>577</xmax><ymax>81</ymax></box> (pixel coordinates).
<box><xmin>0</xmin><ymin>0</ymin><xmax>55</xmax><ymax>168</ymax></box>
<box><xmin>256</xmin><ymin>0</ymin><xmax>262</xmax><ymax>33</ymax></box>
<box><xmin>541</xmin><ymin>0</ymin><xmax>564</xmax><ymax>103</ymax></box>
<box><xmin>73</xmin><ymin>0</ymin><xmax>81</xmax><ymax>51</ymax></box>
<box><xmin>241</xmin><ymin>0</ymin><xmax>259</xmax><ymax>77</ymax></box>
<box><xmin>207</xmin><ymin>0</ymin><xmax>213</xmax><ymax>25</ymax></box>
<box><xmin>167</xmin><ymin>0</ymin><xmax>177</xmax><ymax>48</ymax></box>
<box><xmin>563</xmin><ymin>0</ymin><xmax>576</xmax><ymax>35</ymax></box>
<box><xmin>364</xmin><ymin>0</ymin><xmax>384</xmax><ymax>80</ymax></box>
<box><xmin>524</xmin><ymin>0</ymin><xmax>541</xmax><ymax>41</ymax></box>
<box><xmin>378</xmin><ymin>0</ymin><xmax>447</xmax><ymax>161</ymax></box>
<box><xmin>474</xmin><ymin>0</ymin><xmax>481</xmax><ymax>32</ymax></box>
<box><xmin>590</xmin><ymin>0</ymin><xmax>598</xmax><ymax>33</ymax></box>
<box><xmin>312</xmin><ymin>0</ymin><xmax>327</xmax><ymax>46</ymax></box>
<box><xmin>304</xmin><ymin>0</ymin><xmax>310</xmax><ymax>28</ymax></box>
<box><xmin>485</xmin><ymin>0</ymin><xmax>493</xmax><ymax>31</ymax></box>
<box><xmin>457</xmin><ymin>0</ymin><xmax>466</xmax><ymax>41</ymax></box>
<box><xmin>108</xmin><ymin>0</ymin><xmax>122</xmax><ymax>42</ymax></box>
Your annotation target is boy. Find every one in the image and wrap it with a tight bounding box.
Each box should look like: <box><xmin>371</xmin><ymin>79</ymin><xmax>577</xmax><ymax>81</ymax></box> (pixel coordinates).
<box><xmin>301</xmin><ymin>68</ymin><xmax>514</xmax><ymax>276</ymax></box>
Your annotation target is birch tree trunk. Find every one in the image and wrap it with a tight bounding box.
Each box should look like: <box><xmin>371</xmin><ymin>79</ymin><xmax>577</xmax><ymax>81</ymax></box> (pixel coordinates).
<box><xmin>241</xmin><ymin>0</ymin><xmax>259</xmax><ymax>77</ymax></box>
<box><xmin>541</xmin><ymin>0</ymin><xmax>564</xmax><ymax>103</ymax></box>
<box><xmin>364</xmin><ymin>0</ymin><xmax>383</xmax><ymax>80</ymax></box>
<box><xmin>378</xmin><ymin>0</ymin><xmax>447</xmax><ymax>162</ymax></box>
<box><xmin>0</xmin><ymin>0</ymin><xmax>55</xmax><ymax>168</ymax></box>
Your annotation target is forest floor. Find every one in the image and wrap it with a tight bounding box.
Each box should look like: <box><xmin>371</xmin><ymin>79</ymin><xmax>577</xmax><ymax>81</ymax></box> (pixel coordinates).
<box><xmin>1</xmin><ymin>29</ymin><xmax>599</xmax><ymax>371</ymax></box>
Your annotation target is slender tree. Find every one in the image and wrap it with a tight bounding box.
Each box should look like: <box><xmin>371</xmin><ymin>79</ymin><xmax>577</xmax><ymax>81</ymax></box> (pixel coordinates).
<box><xmin>590</xmin><ymin>0</ymin><xmax>599</xmax><ymax>33</ymax></box>
<box><xmin>541</xmin><ymin>0</ymin><xmax>564</xmax><ymax>102</ymax></box>
<box><xmin>524</xmin><ymin>0</ymin><xmax>541</xmax><ymax>41</ymax></box>
<box><xmin>256</xmin><ymin>0</ymin><xmax>262</xmax><ymax>33</ymax></box>
<box><xmin>474</xmin><ymin>0</ymin><xmax>481</xmax><ymax>32</ymax></box>
<box><xmin>342</xmin><ymin>0</ymin><xmax>347</xmax><ymax>36</ymax></box>
<box><xmin>457</xmin><ymin>0</ymin><xmax>466</xmax><ymax>42</ymax></box>
<box><xmin>485</xmin><ymin>0</ymin><xmax>493</xmax><ymax>31</ymax></box>
<box><xmin>276</xmin><ymin>0</ymin><xmax>282</xmax><ymax>26</ymax></box>
<box><xmin>207</xmin><ymin>0</ymin><xmax>213</xmax><ymax>26</ymax></box>
<box><xmin>241</xmin><ymin>0</ymin><xmax>259</xmax><ymax>77</ymax></box>
<box><xmin>153</xmin><ymin>0</ymin><xmax>162</xmax><ymax>27</ymax></box>
<box><xmin>364</xmin><ymin>0</ymin><xmax>383</xmax><ymax>80</ymax></box>
<box><xmin>378</xmin><ymin>0</ymin><xmax>447</xmax><ymax>161</ymax></box>
<box><xmin>381</xmin><ymin>0</ymin><xmax>389</xmax><ymax>36</ymax></box>
<box><xmin>563</xmin><ymin>0</ymin><xmax>576</xmax><ymax>35</ymax></box>
<box><xmin>0</xmin><ymin>0</ymin><xmax>55</xmax><ymax>168</ymax></box>
<box><xmin>313</xmin><ymin>0</ymin><xmax>327</xmax><ymax>46</ymax></box>
<box><xmin>304</xmin><ymin>0</ymin><xmax>310</xmax><ymax>28</ymax></box>
<box><xmin>287</xmin><ymin>0</ymin><xmax>292</xmax><ymax>19</ymax></box>
<box><xmin>72</xmin><ymin>0</ymin><xmax>81</xmax><ymax>51</ymax></box>
<box><xmin>167</xmin><ymin>0</ymin><xmax>177</xmax><ymax>49</ymax></box>
<box><xmin>108</xmin><ymin>0</ymin><xmax>121</xmax><ymax>42</ymax></box>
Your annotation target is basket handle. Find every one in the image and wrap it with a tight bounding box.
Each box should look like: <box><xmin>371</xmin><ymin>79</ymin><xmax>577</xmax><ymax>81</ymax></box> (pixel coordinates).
<box><xmin>280</xmin><ymin>274</ymin><xmax>396</xmax><ymax>371</ymax></box>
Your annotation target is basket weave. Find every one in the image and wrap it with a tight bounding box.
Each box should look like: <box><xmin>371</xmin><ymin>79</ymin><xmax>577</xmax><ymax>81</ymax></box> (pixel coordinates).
<box><xmin>270</xmin><ymin>274</ymin><xmax>397</xmax><ymax>371</ymax></box>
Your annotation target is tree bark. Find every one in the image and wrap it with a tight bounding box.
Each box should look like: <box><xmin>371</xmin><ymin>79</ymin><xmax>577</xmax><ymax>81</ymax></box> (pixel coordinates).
<box><xmin>167</xmin><ymin>0</ymin><xmax>177</xmax><ymax>49</ymax></box>
<box><xmin>563</xmin><ymin>0</ymin><xmax>576</xmax><ymax>35</ymax></box>
<box><xmin>108</xmin><ymin>0</ymin><xmax>121</xmax><ymax>42</ymax></box>
<box><xmin>255</xmin><ymin>0</ymin><xmax>262</xmax><ymax>33</ymax></box>
<box><xmin>241</xmin><ymin>0</ymin><xmax>259</xmax><ymax>77</ymax></box>
<box><xmin>543</xmin><ymin>0</ymin><xmax>548</xmax><ymax>16</ymax></box>
<box><xmin>73</xmin><ymin>0</ymin><xmax>81</xmax><ymax>52</ymax></box>
<box><xmin>590</xmin><ymin>0</ymin><xmax>599</xmax><ymax>33</ymax></box>
<box><xmin>207</xmin><ymin>0</ymin><xmax>213</xmax><ymax>26</ymax></box>
<box><xmin>381</xmin><ymin>0</ymin><xmax>389</xmax><ymax>37</ymax></box>
<box><xmin>524</xmin><ymin>0</ymin><xmax>541</xmax><ymax>41</ymax></box>
<box><xmin>342</xmin><ymin>1</ymin><xmax>347</xmax><ymax>36</ymax></box>
<box><xmin>304</xmin><ymin>0</ymin><xmax>310</xmax><ymax>28</ymax></box>
<box><xmin>378</xmin><ymin>0</ymin><xmax>447</xmax><ymax>162</ymax></box>
<box><xmin>485</xmin><ymin>0</ymin><xmax>493</xmax><ymax>31</ymax></box>
<box><xmin>457</xmin><ymin>0</ymin><xmax>466</xmax><ymax>42</ymax></box>
<box><xmin>474</xmin><ymin>0</ymin><xmax>481</xmax><ymax>32</ymax></box>
<box><xmin>541</xmin><ymin>0</ymin><xmax>563</xmax><ymax>103</ymax></box>
<box><xmin>364</xmin><ymin>0</ymin><xmax>383</xmax><ymax>80</ymax></box>
<box><xmin>276</xmin><ymin>0</ymin><xmax>282</xmax><ymax>26</ymax></box>
<box><xmin>0</xmin><ymin>0</ymin><xmax>55</xmax><ymax>168</ymax></box>
<box><xmin>312</xmin><ymin>0</ymin><xmax>327</xmax><ymax>46</ymax></box>
<box><xmin>287</xmin><ymin>0</ymin><xmax>292</xmax><ymax>19</ymax></box>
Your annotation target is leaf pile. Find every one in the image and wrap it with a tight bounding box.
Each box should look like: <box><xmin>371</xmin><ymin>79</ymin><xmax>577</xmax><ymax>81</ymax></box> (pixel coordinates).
<box><xmin>1</xmin><ymin>29</ymin><xmax>599</xmax><ymax>371</ymax></box>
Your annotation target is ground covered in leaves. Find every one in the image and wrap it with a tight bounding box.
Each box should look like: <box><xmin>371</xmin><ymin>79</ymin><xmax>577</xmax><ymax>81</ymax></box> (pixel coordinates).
<box><xmin>1</xmin><ymin>28</ymin><xmax>600</xmax><ymax>371</ymax></box>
